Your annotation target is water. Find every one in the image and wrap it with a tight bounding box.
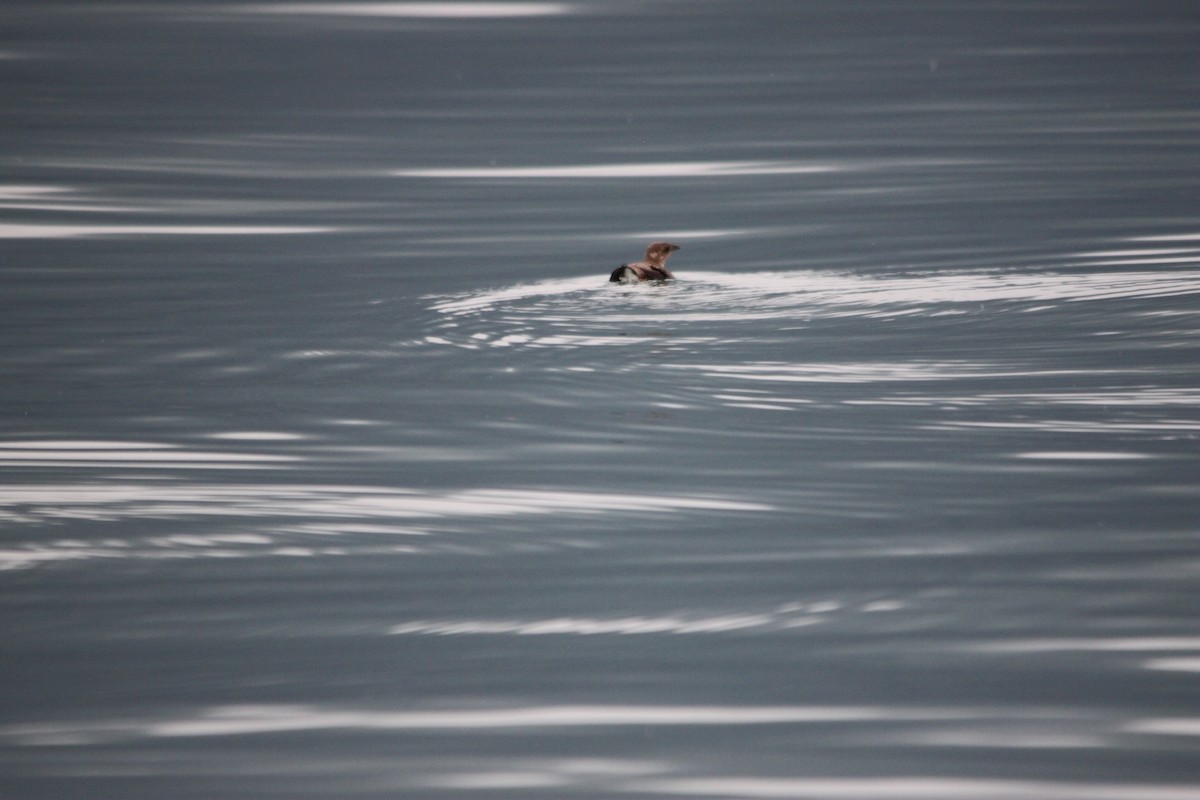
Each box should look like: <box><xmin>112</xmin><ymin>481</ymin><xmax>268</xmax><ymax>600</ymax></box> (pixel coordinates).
<box><xmin>2</xmin><ymin>1</ymin><xmax>1199</xmax><ymax>797</ymax></box>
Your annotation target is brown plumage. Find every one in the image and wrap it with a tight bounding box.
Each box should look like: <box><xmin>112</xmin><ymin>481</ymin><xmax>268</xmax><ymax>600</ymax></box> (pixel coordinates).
<box><xmin>609</xmin><ymin>242</ymin><xmax>680</xmax><ymax>283</ymax></box>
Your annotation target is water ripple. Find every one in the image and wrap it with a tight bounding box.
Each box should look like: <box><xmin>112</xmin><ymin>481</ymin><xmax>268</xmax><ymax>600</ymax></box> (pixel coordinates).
<box><xmin>0</xmin><ymin>440</ymin><xmax>299</xmax><ymax>470</ymax></box>
<box><xmin>423</xmin><ymin>267</ymin><xmax>1200</xmax><ymax>351</ymax></box>
<box><xmin>236</xmin><ymin>2</ymin><xmax>576</xmax><ymax>18</ymax></box>
<box><xmin>396</xmin><ymin>161</ymin><xmax>844</xmax><ymax>179</ymax></box>
<box><xmin>0</xmin><ymin>481</ymin><xmax>772</xmax><ymax>569</ymax></box>
<box><xmin>388</xmin><ymin>598</ymin><xmax>899</xmax><ymax>636</ymax></box>
<box><xmin>0</xmin><ymin>223</ymin><xmax>333</xmax><ymax>239</ymax></box>
<box><xmin>627</xmin><ymin>777</ymin><xmax>1200</xmax><ymax>799</ymax></box>
<box><xmin>0</xmin><ymin>702</ymin><xmax>1062</xmax><ymax>745</ymax></box>
<box><xmin>0</xmin><ymin>482</ymin><xmax>771</xmax><ymax>524</ymax></box>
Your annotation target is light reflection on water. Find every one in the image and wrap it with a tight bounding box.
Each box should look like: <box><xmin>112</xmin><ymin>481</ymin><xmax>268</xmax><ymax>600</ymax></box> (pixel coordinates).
<box><xmin>4</xmin><ymin>704</ymin><xmax>1199</xmax><ymax>799</ymax></box>
<box><xmin>6</xmin><ymin>703</ymin><xmax>968</xmax><ymax>744</ymax></box>
<box><xmin>664</xmin><ymin>362</ymin><xmax>1107</xmax><ymax>384</ymax></box>
<box><xmin>0</xmin><ymin>223</ymin><xmax>333</xmax><ymax>238</ymax></box>
<box><xmin>3</xmin><ymin>1</ymin><xmax>1199</xmax><ymax>795</ymax></box>
<box><xmin>624</xmin><ymin>777</ymin><xmax>1200</xmax><ymax>799</ymax></box>
<box><xmin>0</xmin><ymin>441</ymin><xmax>300</xmax><ymax>469</ymax></box>
<box><xmin>394</xmin><ymin>161</ymin><xmax>847</xmax><ymax>178</ymax></box>
<box><xmin>0</xmin><ymin>475</ymin><xmax>772</xmax><ymax>568</ymax></box>
<box><xmin>3</xmin><ymin>251</ymin><xmax>1194</xmax><ymax>573</ymax></box>
<box><xmin>236</xmin><ymin>2</ymin><xmax>577</xmax><ymax>18</ymax></box>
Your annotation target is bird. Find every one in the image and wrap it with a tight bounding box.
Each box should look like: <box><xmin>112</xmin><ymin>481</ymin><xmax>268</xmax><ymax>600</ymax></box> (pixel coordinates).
<box><xmin>609</xmin><ymin>242</ymin><xmax>680</xmax><ymax>283</ymax></box>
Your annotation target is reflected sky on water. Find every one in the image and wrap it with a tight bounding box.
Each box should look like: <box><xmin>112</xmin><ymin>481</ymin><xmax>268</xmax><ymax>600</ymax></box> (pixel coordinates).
<box><xmin>1</xmin><ymin>0</ymin><xmax>1199</xmax><ymax>797</ymax></box>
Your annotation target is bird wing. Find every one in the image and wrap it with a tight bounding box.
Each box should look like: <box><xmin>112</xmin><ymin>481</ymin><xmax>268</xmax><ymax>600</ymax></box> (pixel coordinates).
<box><xmin>609</xmin><ymin>265</ymin><xmax>639</xmax><ymax>283</ymax></box>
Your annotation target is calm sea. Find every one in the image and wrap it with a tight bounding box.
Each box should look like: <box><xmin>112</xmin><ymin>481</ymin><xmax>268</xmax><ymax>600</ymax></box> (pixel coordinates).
<box><xmin>2</xmin><ymin>1</ymin><xmax>1199</xmax><ymax>798</ymax></box>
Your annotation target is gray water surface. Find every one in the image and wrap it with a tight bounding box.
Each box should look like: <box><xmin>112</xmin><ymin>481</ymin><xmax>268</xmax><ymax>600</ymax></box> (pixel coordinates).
<box><xmin>2</xmin><ymin>2</ymin><xmax>1199</xmax><ymax>798</ymax></box>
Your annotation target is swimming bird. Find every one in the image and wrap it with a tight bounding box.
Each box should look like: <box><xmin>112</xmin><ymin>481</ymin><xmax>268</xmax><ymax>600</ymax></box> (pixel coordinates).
<box><xmin>609</xmin><ymin>242</ymin><xmax>680</xmax><ymax>283</ymax></box>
